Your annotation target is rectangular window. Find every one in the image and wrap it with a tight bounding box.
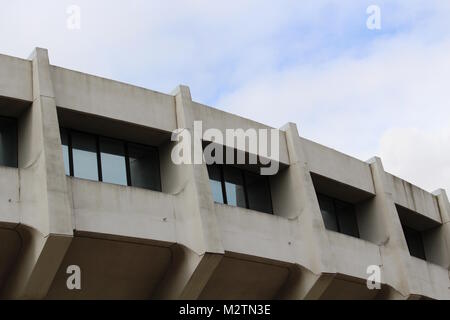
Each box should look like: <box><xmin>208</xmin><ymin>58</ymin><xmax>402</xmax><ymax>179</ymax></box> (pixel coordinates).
<box><xmin>207</xmin><ymin>164</ymin><xmax>225</xmax><ymax>204</ymax></box>
<box><xmin>128</xmin><ymin>143</ymin><xmax>161</xmax><ymax>191</ymax></box>
<box><xmin>245</xmin><ymin>171</ymin><xmax>273</xmax><ymax>214</ymax></box>
<box><xmin>71</xmin><ymin>131</ymin><xmax>99</xmax><ymax>181</ymax></box>
<box><xmin>223</xmin><ymin>166</ymin><xmax>246</xmax><ymax>208</ymax></box>
<box><xmin>206</xmin><ymin>164</ymin><xmax>273</xmax><ymax>214</ymax></box>
<box><xmin>317</xmin><ymin>194</ymin><xmax>359</xmax><ymax>238</ymax></box>
<box><xmin>60</xmin><ymin>128</ymin><xmax>161</xmax><ymax>191</ymax></box>
<box><xmin>100</xmin><ymin>137</ymin><xmax>127</xmax><ymax>186</ymax></box>
<box><xmin>402</xmin><ymin>225</ymin><xmax>426</xmax><ymax>260</ymax></box>
<box><xmin>0</xmin><ymin>117</ymin><xmax>18</xmax><ymax>168</ymax></box>
<box><xmin>317</xmin><ymin>194</ymin><xmax>339</xmax><ymax>232</ymax></box>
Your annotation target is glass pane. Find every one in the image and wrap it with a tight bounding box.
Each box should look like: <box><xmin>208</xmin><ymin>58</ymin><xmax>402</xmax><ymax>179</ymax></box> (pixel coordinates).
<box><xmin>71</xmin><ymin>131</ymin><xmax>99</xmax><ymax>181</ymax></box>
<box><xmin>128</xmin><ymin>143</ymin><xmax>161</xmax><ymax>191</ymax></box>
<box><xmin>223</xmin><ymin>166</ymin><xmax>246</xmax><ymax>208</ymax></box>
<box><xmin>403</xmin><ymin>225</ymin><xmax>426</xmax><ymax>260</ymax></box>
<box><xmin>317</xmin><ymin>194</ymin><xmax>338</xmax><ymax>232</ymax></box>
<box><xmin>207</xmin><ymin>164</ymin><xmax>224</xmax><ymax>204</ymax></box>
<box><xmin>335</xmin><ymin>200</ymin><xmax>359</xmax><ymax>238</ymax></box>
<box><xmin>0</xmin><ymin>117</ymin><xmax>18</xmax><ymax>168</ymax></box>
<box><xmin>100</xmin><ymin>137</ymin><xmax>127</xmax><ymax>186</ymax></box>
<box><xmin>60</xmin><ymin>128</ymin><xmax>70</xmax><ymax>175</ymax></box>
<box><xmin>245</xmin><ymin>172</ymin><xmax>272</xmax><ymax>213</ymax></box>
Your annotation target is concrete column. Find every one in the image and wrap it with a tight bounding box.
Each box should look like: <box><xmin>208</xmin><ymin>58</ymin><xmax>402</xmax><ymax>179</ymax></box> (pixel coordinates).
<box><xmin>365</xmin><ymin>157</ymin><xmax>411</xmax><ymax>297</ymax></box>
<box><xmin>281</xmin><ymin>123</ymin><xmax>334</xmax><ymax>272</ymax></box>
<box><xmin>278</xmin><ymin>123</ymin><xmax>336</xmax><ymax>298</ymax></box>
<box><xmin>1</xmin><ymin>48</ymin><xmax>73</xmax><ymax>299</ymax></box>
<box><xmin>153</xmin><ymin>86</ymin><xmax>224</xmax><ymax>298</ymax></box>
<box><xmin>170</xmin><ymin>85</ymin><xmax>224</xmax><ymax>255</ymax></box>
<box><xmin>432</xmin><ymin>189</ymin><xmax>450</xmax><ymax>268</ymax></box>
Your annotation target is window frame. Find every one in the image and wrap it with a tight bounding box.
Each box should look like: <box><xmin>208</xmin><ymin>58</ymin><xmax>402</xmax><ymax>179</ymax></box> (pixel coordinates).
<box><xmin>317</xmin><ymin>193</ymin><xmax>360</xmax><ymax>238</ymax></box>
<box><xmin>207</xmin><ymin>163</ymin><xmax>274</xmax><ymax>214</ymax></box>
<box><xmin>61</xmin><ymin>127</ymin><xmax>161</xmax><ymax>192</ymax></box>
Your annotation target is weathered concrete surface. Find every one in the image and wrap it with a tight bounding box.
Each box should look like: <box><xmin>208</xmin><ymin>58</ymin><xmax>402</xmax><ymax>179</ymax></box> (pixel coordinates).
<box><xmin>0</xmin><ymin>48</ymin><xmax>449</xmax><ymax>299</ymax></box>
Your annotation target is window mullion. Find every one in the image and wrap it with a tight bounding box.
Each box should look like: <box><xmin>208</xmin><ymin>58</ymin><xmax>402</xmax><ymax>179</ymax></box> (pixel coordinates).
<box><xmin>220</xmin><ymin>165</ymin><xmax>228</xmax><ymax>204</ymax></box>
<box><xmin>124</xmin><ymin>142</ymin><xmax>132</xmax><ymax>186</ymax></box>
<box><xmin>68</xmin><ymin>129</ymin><xmax>74</xmax><ymax>177</ymax></box>
<box><xmin>96</xmin><ymin>135</ymin><xmax>103</xmax><ymax>182</ymax></box>
<box><xmin>242</xmin><ymin>171</ymin><xmax>250</xmax><ymax>209</ymax></box>
<box><xmin>334</xmin><ymin>199</ymin><xmax>341</xmax><ymax>233</ymax></box>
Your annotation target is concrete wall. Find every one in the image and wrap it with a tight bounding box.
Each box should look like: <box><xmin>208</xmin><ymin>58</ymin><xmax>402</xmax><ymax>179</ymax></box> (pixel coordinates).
<box><xmin>0</xmin><ymin>48</ymin><xmax>449</xmax><ymax>299</ymax></box>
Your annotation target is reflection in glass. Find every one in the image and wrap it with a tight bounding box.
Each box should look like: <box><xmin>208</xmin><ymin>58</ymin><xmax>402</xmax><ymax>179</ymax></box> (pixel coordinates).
<box><xmin>71</xmin><ymin>131</ymin><xmax>99</xmax><ymax>181</ymax></box>
<box><xmin>100</xmin><ymin>137</ymin><xmax>127</xmax><ymax>186</ymax></box>
<box><xmin>207</xmin><ymin>164</ymin><xmax>224</xmax><ymax>204</ymax></box>
<box><xmin>223</xmin><ymin>166</ymin><xmax>246</xmax><ymax>208</ymax></box>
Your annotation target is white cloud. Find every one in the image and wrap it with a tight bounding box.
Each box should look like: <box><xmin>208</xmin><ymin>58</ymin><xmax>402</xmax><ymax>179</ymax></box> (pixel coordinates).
<box><xmin>0</xmin><ymin>1</ymin><xmax>449</xmax><ymax>192</ymax></box>
<box><xmin>379</xmin><ymin>128</ymin><xmax>450</xmax><ymax>192</ymax></box>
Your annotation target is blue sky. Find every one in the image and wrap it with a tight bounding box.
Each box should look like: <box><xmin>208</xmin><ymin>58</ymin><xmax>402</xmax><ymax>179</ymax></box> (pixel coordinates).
<box><xmin>1</xmin><ymin>1</ymin><xmax>450</xmax><ymax>192</ymax></box>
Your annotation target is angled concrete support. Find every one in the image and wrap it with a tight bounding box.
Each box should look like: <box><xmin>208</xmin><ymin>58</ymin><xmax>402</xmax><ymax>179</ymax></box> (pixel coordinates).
<box><xmin>169</xmin><ymin>85</ymin><xmax>224</xmax><ymax>256</ymax></box>
<box><xmin>280</xmin><ymin>123</ymin><xmax>334</xmax><ymax>274</ymax></box>
<box><xmin>276</xmin><ymin>265</ymin><xmax>335</xmax><ymax>300</ymax></box>
<box><xmin>153</xmin><ymin>245</ymin><xmax>222</xmax><ymax>299</ymax></box>
<box><xmin>1</xmin><ymin>48</ymin><xmax>73</xmax><ymax>299</ymax></box>
<box><xmin>365</xmin><ymin>157</ymin><xmax>411</xmax><ymax>297</ymax></box>
<box><xmin>432</xmin><ymin>189</ymin><xmax>450</xmax><ymax>269</ymax></box>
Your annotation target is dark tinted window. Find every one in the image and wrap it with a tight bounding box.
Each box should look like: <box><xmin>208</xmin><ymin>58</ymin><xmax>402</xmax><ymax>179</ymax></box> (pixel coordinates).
<box><xmin>317</xmin><ymin>194</ymin><xmax>359</xmax><ymax>238</ymax></box>
<box><xmin>223</xmin><ymin>166</ymin><xmax>246</xmax><ymax>208</ymax></box>
<box><xmin>60</xmin><ymin>129</ymin><xmax>161</xmax><ymax>191</ymax></box>
<box><xmin>0</xmin><ymin>117</ymin><xmax>18</xmax><ymax>168</ymax></box>
<box><xmin>207</xmin><ymin>164</ymin><xmax>224</xmax><ymax>204</ymax></box>
<box><xmin>206</xmin><ymin>164</ymin><xmax>273</xmax><ymax>214</ymax></box>
<box><xmin>335</xmin><ymin>200</ymin><xmax>359</xmax><ymax>237</ymax></box>
<box><xmin>317</xmin><ymin>194</ymin><xmax>338</xmax><ymax>232</ymax></box>
<box><xmin>402</xmin><ymin>225</ymin><xmax>426</xmax><ymax>260</ymax></box>
<box><xmin>128</xmin><ymin>143</ymin><xmax>161</xmax><ymax>191</ymax></box>
<box><xmin>245</xmin><ymin>171</ymin><xmax>272</xmax><ymax>214</ymax></box>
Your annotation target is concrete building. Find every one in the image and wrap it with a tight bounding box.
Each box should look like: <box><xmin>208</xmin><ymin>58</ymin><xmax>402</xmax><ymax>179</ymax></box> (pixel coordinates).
<box><xmin>0</xmin><ymin>48</ymin><xmax>449</xmax><ymax>300</ymax></box>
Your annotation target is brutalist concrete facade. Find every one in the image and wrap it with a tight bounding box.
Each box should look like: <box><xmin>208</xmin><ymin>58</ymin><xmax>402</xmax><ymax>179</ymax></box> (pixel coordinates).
<box><xmin>0</xmin><ymin>48</ymin><xmax>449</xmax><ymax>300</ymax></box>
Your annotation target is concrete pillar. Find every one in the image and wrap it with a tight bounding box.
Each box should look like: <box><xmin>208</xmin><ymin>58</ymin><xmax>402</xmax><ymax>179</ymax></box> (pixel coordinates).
<box><xmin>432</xmin><ymin>189</ymin><xmax>450</xmax><ymax>268</ymax></box>
<box><xmin>280</xmin><ymin>123</ymin><xmax>334</xmax><ymax>273</ymax></box>
<box><xmin>0</xmin><ymin>48</ymin><xmax>73</xmax><ymax>299</ymax></box>
<box><xmin>170</xmin><ymin>85</ymin><xmax>224</xmax><ymax>255</ymax></box>
<box><xmin>277</xmin><ymin>123</ymin><xmax>336</xmax><ymax>299</ymax></box>
<box><xmin>152</xmin><ymin>85</ymin><xmax>225</xmax><ymax>299</ymax></box>
<box><xmin>365</xmin><ymin>157</ymin><xmax>411</xmax><ymax>297</ymax></box>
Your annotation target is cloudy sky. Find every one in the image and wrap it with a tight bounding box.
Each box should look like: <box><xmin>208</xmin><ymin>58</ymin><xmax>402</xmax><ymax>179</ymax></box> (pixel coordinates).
<box><xmin>1</xmin><ymin>0</ymin><xmax>449</xmax><ymax>193</ymax></box>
